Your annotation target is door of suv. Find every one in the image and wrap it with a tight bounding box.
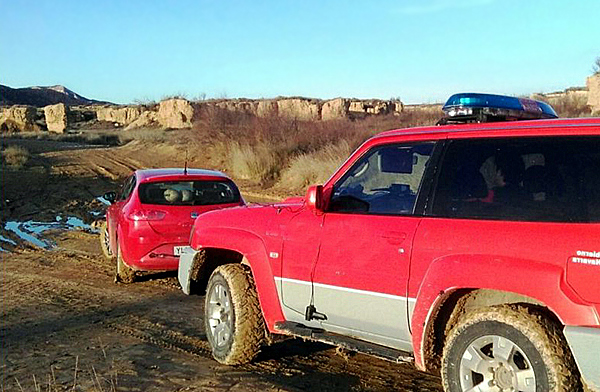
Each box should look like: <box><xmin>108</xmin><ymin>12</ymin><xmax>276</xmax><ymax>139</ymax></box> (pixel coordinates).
<box><xmin>308</xmin><ymin>142</ymin><xmax>436</xmax><ymax>350</ymax></box>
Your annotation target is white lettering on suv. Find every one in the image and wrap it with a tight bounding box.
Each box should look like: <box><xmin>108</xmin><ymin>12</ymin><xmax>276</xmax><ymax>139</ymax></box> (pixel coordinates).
<box><xmin>571</xmin><ymin>250</ymin><xmax>600</xmax><ymax>266</ymax></box>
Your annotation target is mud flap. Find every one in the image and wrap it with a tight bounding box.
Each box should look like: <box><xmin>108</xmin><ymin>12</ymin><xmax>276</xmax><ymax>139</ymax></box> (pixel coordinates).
<box><xmin>178</xmin><ymin>248</ymin><xmax>198</xmax><ymax>294</ymax></box>
<box><xmin>564</xmin><ymin>326</ymin><xmax>600</xmax><ymax>391</ymax></box>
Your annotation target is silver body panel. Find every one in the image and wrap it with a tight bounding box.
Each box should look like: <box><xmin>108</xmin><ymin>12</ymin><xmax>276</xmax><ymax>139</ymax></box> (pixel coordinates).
<box><xmin>276</xmin><ymin>277</ymin><xmax>415</xmax><ymax>353</ymax></box>
<box><xmin>564</xmin><ymin>326</ymin><xmax>600</xmax><ymax>391</ymax></box>
<box><xmin>178</xmin><ymin>248</ymin><xmax>198</xmax><ymax>295</ymax></box>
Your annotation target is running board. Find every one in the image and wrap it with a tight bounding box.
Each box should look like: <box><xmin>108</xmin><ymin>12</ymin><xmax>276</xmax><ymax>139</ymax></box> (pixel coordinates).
<box><xmin>274</xmin><ymin>321</ymin><xmax>413</xmax><ymax>364</ymax></box>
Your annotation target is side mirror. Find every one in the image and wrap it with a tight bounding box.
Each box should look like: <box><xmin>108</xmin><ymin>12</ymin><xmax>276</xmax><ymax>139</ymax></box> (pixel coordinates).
<box><xmin>103</xmin><ymin>191</ymin><xmax>117</xmax><ymax>204</ymax></box>
<box><xmin>305</xmin><ymin>185</ymin><xmax>323</xmax><ymax>212</ymax></box>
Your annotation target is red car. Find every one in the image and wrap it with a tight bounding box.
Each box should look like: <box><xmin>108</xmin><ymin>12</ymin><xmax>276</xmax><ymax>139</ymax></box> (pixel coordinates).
<box><xmin>100</xmin><ymin>168</ymin><xmax>244</xmax><ymax>283</ymax></box>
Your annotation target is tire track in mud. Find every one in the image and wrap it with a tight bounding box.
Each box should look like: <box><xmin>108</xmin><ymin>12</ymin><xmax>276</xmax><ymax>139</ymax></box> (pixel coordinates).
<box><xmin>104</xmin><ymin>315</ymin><xmax>338</xmax><ymax>380</ymax></box>
<box><xmin>44</xmin><ymin>146</ymin><xmax>143</xmax><ymax>181</ymax></box>
<box><xmin>103</xmin><ymin>314</ymin><xmax>443</xmax><ymax>391</ymax></box>
<box><xmin>2</xmin><ymin>251</ymin><xmax>442</xmax><ymax>391</ymax></box>
<box><xmin>104</xmin><ymin>315</ymin><xmax>212</xmax><ymax>358</ymax></box>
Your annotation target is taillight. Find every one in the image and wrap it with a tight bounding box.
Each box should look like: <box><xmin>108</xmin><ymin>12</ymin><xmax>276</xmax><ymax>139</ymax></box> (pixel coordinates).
<box><xmin>127</xmin><ymin>210</ymin><xmax>166</xmax><ymax>221</ymax></box>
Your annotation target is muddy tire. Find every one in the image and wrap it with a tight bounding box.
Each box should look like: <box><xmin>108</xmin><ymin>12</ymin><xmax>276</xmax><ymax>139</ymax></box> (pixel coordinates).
<box><xmin>99</xmin><ymin>221</ymin><xmax>113</xmax><ymax>261</ymax></box>
<box><xmin>115</xmin><ymin>243</ymin><xmax>136</xmax><ymax>284</ymax></box>
<box><xmin>442</xmin><ymin>304</ymin><xmax>581</xmax><ymax>392</ymax></box>
<box><xmin>204</xmin><ymin>264</ymin><xmax>266</xmax><ymax>365</ymax></box>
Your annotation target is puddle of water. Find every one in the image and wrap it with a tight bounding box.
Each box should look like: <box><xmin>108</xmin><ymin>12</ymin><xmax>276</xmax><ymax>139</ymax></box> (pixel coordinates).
<box><xmin>96</xmin><ymin>196</ymin><xmax>111</xmax><ymax>206</ymax></box>
<box><xmin>0</xmin><ymin>234</ymin><xmax>17</xmax><ymax>246</ymax></box>
<box><xmin>4</xmin><ymin>216</ymin><xmax>97</xmax><ymax>250</ymax></box>
<box><xmin>4</xmin><ymin>221</ymin><xmax>55</xmax><ymax>249</ymax></box>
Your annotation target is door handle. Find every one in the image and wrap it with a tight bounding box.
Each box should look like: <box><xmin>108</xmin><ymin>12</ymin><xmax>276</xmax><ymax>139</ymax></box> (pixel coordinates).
<box><xmin>381</xmin><ymin>231</ymin><xmax>406</xmax><ymax>245</ymax></box>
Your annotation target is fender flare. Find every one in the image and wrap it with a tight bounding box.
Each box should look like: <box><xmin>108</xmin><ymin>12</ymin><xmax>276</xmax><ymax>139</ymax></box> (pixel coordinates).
<box><xmin>189</xmin><ymin>226</ymin><xmax>285</xmax><ymax>331</ymax></box>
<box><xmin>410</xmin><ymin>254</ymin><xmax>599</xmax><ymax>370</ymax></box>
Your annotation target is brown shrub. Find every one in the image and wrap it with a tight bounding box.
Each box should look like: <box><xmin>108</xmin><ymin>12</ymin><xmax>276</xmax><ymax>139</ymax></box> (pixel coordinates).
<box><xmin>2</xmin><ymin>145</ymin><xmax>30</xmax><ymax>168</ymax></box>
<box><xmin>278</xmin><ymin>141</ymin><xmax>353</xmax><ymax>192</ymax></box>
<box><xmin>192</xmin><ymin>105</ymin><xmax>442</xmax><ymax>188</ymax></box>
<box><xmin>533</xmin><ymin>93</ymin><xmax>592</xmax><ymax>118</ymax></box>
<box><xmin>228</xmin><ymin>141</ymin><xmax>279</xmax><ymax>182</ymax></box>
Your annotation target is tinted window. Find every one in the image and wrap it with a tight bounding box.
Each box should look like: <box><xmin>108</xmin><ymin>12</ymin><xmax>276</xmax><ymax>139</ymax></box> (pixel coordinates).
<box><xmin>329</xmin><ymin>142</ymin><xmax>435</xmax><ymax>215</ymax></box>
<box><xmin>138</xmin><ymin>180</ymin><xmax>241</xmax><ymax>206</ymax></box>
<box><xmin>119</xmin><ymin>175</ymin><xmax>136</xmax><ymax>201</ymax></box>
<box><xmin>432</xmin><ymin>136</ymin><xmax>600</xmax><ymax>222</ymax></box>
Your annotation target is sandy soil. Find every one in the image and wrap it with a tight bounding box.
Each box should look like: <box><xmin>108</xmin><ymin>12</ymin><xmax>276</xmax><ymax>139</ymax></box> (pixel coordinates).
<box><xmin>0</xmin><ymin>136</ymin><xmax>443</xmax><ymax>391</ymax></box>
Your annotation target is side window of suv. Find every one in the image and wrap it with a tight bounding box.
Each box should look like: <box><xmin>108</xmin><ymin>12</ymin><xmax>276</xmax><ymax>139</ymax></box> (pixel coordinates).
<box><xmin>432</xmin><ymin>136</ymin><xmax>600</xmax><ymax>222</ymax></box>
<box><xmin>329</xmin><ymin>142</ymin><xmax>435</xmax><ymax>215</ymax></box>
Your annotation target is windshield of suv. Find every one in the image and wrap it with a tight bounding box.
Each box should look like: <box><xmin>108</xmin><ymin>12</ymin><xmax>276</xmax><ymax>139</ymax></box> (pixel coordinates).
<box><xmin>138</xmin><ymin>180</ymin><xmax>241</xmax><ymax>206</ymax></box>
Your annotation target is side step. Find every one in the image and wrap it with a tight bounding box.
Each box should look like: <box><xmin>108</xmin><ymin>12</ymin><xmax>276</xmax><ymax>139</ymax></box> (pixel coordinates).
<box><xmin>274</xmin><ymin>321</ymin><xmax>413</xmax><ymax>364</ymax></box>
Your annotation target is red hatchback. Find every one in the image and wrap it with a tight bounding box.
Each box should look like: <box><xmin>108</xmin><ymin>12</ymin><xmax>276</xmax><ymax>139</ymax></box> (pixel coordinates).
<box><xmin>100</xmin><ymin>168</ymin><xmax>244</xmax><ymax>283</ymax></box>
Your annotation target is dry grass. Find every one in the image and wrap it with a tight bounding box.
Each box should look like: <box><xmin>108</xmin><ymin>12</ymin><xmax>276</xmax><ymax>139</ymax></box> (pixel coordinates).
<box><xmin>228</xmin><ymin>141</ymin><xmax>280</xmax><ymax>182</ymax></box>
<box><xmin>194</xmin><ymin>105</ymin><xmax>443</xmax><ymax>189</ymax></box>
<box><xmin>4</xmin><ymin>131</ymin><xmax>121</xmax><ymax>146</ymax></box>
<box><xmin>117</xmin><ymin>127</ymin><xmax>171</xmax><ymax>144</ymax></box>
<box><xmin>278</xmin><ymin>141</ymin><xmax>353</xmax><ymax>191</ymax></box>
<box><xmin>2</xmin><ymin>145</ymin><xmax>30</xmax><ymax>168</ymax></box>
<box><xmin>7</xmin><ymin>355</ymin><xmax>118</xmax><ymax>392</ymax></box>
<box><xmin>533</xmin><ymin>93</ymin><xmax>592</xmax><ymax>117</ymax></box>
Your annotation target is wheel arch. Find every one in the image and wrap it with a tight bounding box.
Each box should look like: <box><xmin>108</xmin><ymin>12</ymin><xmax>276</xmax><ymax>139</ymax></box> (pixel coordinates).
<box><xmin>186</xmin><ymin>227</ymin><xmax>285</xmax><ymax>331</ymax></box>
<box><xmin>411</xmin><ymin>254</ymin><xmax>599</xmax><ymax>373</ymax></box>
<box><xmin>419</xmin><ymin>288</ymin><xmax>562</xmax><ymax>374</ymax></box>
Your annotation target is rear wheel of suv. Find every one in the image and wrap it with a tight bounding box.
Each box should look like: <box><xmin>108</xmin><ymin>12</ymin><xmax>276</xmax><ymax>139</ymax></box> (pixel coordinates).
<box><xmin>115</xmin><ymin>242</ymin><xmax>136</xmax><ymax>284</ymax></box>
<box><xmin>442</xmin><ymin>304</ymin><xmax>581</xmax><ymax>392</ymax></box>
<box><xmin>99</xmin><ymin>221</ymin><xmax>113</xmax><ymax>261</ymax></box>
<box><xmin>205</xmin><ymin>264</ymin><xmax>266</xmax><ymax>365</ymax></box>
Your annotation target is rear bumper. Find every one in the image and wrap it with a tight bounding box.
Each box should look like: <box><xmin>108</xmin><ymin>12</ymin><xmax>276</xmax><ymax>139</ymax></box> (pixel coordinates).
<box><xmin>124</xmin><ymin>241</ymin><xmax>189</xmax><ymax>271</ymax></box>
<box><xmin>178</xmin><ymin>248</ymin><xmax>198</xmax><ymax>295</ymax></box>
<box><xmin>564</xmin><ymin>326</ymin><xmax>600</xmax><ymax>391</ymax></box>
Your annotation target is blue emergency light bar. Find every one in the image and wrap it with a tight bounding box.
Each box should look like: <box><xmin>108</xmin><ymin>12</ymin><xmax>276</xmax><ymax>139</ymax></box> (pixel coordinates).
<box><xmin>440</xmin><ymin>93</ymin><xmax>558</xmax><ymax>124</ymax></box>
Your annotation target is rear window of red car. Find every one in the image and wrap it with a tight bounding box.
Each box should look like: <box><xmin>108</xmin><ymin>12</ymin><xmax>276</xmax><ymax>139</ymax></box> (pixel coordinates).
<box><xmin>138</xmin><ymin>180</ymin><xmax>241</xmax><ymax>206</ymax></box>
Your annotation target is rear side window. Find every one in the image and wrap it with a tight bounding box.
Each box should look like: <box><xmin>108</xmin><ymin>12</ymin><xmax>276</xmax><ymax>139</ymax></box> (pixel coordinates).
<box><xmin>119</xmin><ymin>175</ymin><xmax>136</xmax><ymax>201</ymax></box>
<box><xmin>432</xmin><ymin>136</ymin><xmax>600</xmax><ymax>223</ymax></box>
<box><xmin>138</xmin><ymin>180</ymin><xmax>241</xmax><ymax>206</ymax></box>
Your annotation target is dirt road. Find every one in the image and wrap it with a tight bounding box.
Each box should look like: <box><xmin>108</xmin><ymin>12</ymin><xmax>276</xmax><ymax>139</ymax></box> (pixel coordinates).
<box><xmin>1</xmin><ymin>136</ymin><xmax>443</xmax><ymax>391</ymax></box>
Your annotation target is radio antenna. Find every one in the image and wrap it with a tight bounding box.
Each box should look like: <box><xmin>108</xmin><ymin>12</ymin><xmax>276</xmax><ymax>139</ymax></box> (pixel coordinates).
<box><xmin>184</xmin><ymin>149</ymin><xmax>188</xmax><ymax>175</ymax></box>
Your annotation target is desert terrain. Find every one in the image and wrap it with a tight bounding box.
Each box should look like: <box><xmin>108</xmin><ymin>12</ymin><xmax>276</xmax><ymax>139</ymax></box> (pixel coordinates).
<box><xmin>0</xmin><ymin>134</ymin><xmax>444</xmax><ymax>392</ymax></box>
<box><xmin>2</xmin><ymin>76</ymin><xmax>598</xmax><ymax>391</ymax></box>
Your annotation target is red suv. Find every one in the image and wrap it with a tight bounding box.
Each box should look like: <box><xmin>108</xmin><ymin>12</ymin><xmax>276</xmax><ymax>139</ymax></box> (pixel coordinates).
<box><xmin>178</xmin><ymin>97</ymin><xmax>600</xmax><ymax>391</ymax></box>
<box><xmin>100</xmin><ymin>168</ymin><xmax>243</xmax><ymax>283</ymax></box>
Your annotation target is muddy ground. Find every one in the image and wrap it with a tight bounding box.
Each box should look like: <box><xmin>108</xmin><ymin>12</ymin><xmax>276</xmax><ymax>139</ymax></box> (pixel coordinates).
<box><xmin>1</xmin><ymin>135</ymin><xmax>443</xmax><ymax>391</ymax></box>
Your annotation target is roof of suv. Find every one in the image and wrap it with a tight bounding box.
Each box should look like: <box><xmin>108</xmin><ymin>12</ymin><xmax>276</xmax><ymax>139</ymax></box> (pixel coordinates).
<box><xmin>375</xmin><ymin>117</ymin><xmax>600</xmax><ymax>141</ymax></box>
<box><xmin>135</xmin><ymin>168</ymin><xmax>229</xmax><ymax>182</ymax></box>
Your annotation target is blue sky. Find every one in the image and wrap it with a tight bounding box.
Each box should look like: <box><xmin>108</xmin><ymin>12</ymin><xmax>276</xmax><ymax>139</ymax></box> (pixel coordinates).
<box><xmin>1</xmin><ymin>0</ymin><xmax>599</xmax><ymax>104</ymax></box>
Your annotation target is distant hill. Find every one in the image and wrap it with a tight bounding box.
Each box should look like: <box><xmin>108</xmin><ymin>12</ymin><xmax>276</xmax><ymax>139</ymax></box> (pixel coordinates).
<box><xmin>0</xmin><ymin>84</ymin><xmax>111</xmax><ymax>107</ymax></box>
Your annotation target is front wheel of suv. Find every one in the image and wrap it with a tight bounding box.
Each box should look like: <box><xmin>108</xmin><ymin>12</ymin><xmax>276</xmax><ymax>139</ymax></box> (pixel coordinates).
<box><xmin>442</xmin><ymin>304</ymin><xmax>581</xmax><ymax>392</ymax></box>
<box><xmin>205</xmin><ymin>264</ymin><xmax>266</xmax><ymax>365</ymax></box>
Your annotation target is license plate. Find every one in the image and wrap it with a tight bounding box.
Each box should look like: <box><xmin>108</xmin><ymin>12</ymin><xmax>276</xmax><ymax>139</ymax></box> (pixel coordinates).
<box><xmin>174</xmin><ymin>246</ymin><xmax>191</xmax><ymax>256</ymax></box>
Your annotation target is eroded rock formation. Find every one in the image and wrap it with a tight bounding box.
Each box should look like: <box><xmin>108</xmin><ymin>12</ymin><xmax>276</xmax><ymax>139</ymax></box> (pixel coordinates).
<box><xmin>0</xmin><ymin>106</ymin><xmax>37</xmax><ymax>132</ymax></box>
<box><xmin>96</xmin><ymin>106</ymin><xmax>142</xmax><ymax>126</ymax></box>
<box><xmin>157</xmin><ymin>98</ymin><xmax>195</xmax><ymax>129</ymax></box>
<box><xmin>44</xmin><ymin>103</ymin><xmax>69</xmax><ymax>133</ymax></box>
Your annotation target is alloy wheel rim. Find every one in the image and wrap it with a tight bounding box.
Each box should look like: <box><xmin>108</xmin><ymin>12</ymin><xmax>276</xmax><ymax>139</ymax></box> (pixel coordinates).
<box><xmin>103</xmin><ymin>227</ymin><xmax>112</xmax><ymax>256</ymax></box>
<box><xmin>459</xmin><ymin>335</ymin><xmax>536</xmax><ymax>392</ymax></box>
<box><xmin>207</xmin><ymin>282</ymin><xmax>232</xmax><ymax>348</ymax></box>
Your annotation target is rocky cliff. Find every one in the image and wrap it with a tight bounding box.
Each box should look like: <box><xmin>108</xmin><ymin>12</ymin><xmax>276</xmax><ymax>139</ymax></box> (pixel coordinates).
<box><xmin>0</xmin><ymin>95</ymin><xmax>404</xmax><ymax>133</ymax></box>
<box><xmin>587</xmin><ymin>74</ymin><xmax>600</xmax><ymax>114</ymax></box>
